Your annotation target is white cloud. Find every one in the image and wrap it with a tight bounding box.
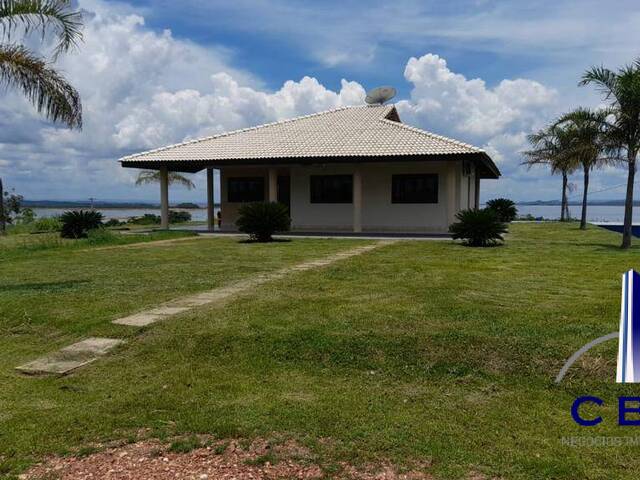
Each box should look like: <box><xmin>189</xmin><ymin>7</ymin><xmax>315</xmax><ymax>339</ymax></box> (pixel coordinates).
<box><xmin>0</xmin><ymin>0</ymin><xmax>626</xmax><ymax>203</ymax></box>
<box><xmin>396</xmin><ymin>54</ymin><xmax>556</xmax><ymax>139</ymax></box>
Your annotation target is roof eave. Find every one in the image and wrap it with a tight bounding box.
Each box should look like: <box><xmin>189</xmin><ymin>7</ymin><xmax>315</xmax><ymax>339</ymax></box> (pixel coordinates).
<box><xmin>120</xmin><ymin>152</ymin><xmax>498</xmax><ymax>174</ymax></box>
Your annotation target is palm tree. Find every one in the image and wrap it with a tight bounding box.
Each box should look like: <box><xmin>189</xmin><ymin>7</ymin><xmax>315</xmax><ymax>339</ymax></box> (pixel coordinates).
<box><xmin>554</xmin><ymin>108</ymin><xmax>610</xmax><ymax>230</ymax></box>
<box><xmin>523</xmin><ymin>123</ymin><xmax>578</xmax><ymax>221</ymax></box>
<box><xmin>135</xmin><ymin>170</ymin><xmax>196</xmax><ymax>190</ymax></box>
<box><xmin>0</xmin><ymin>0</ymin><xmax>83</xmax><ymax>233</ymax></box>
<box><xmin>581</xmin><ymin>60</ymin><xmax>640</xmax><ymax>248</ymax></box>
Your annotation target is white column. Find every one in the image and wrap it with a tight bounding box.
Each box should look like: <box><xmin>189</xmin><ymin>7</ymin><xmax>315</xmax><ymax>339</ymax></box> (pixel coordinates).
<box><xmin>206</xmin><ymin>168</ymin><xmax>215</xmax><ymax>231</ymax></box>
<box><xmin>475</xmin><ymin>171</ymin><xmax>481</xmax><ymax>210</ymax></box>
<box><xmin>160</xmin><ymin>166</ymin><xmax>169</xmax><ymax>229</ymax></box>
<box><xmin>446</xmin><ymin>163</ymin><xmax>458</xmax><ymax>225</ymax></box>
<box><xmin>268</xmin><ymin>167</ymin><xmax>277</xmax><ymax>202</ymax></box>
<box><xmin>353</xmin><ymin>167</ymin><xmax>362</xmax><ymax>233</ymax></box>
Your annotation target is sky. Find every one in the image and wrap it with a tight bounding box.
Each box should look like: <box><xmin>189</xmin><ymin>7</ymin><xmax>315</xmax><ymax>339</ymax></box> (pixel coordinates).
<box><xmin>2</xmin><ymin>0</ymin><xmax>640</xmax><ymax>203</ymax></box>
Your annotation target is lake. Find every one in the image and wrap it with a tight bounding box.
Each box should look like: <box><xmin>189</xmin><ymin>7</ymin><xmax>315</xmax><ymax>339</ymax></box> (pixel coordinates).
<box><xmin>31</xmin><ymin>205</ymin><xmax>639</xmax><ymax>224</ymax></box>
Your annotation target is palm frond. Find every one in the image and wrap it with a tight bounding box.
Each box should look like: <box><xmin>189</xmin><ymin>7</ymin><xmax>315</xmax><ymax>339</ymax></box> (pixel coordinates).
<box><xmin>0</xmin><ymin>0</ymin><xmax>82</xmax><ymax>58</ymax></box>
<box><xmin>579</xmin><ymin>65</ymin><xmax>617</xmax><ymax>99</ymax></box>
<box><xmin>135</xmin><ymin>170</ymin><xmax>196</xmax><ymax>190</ymax></box>
<box><xmin>0</xmin><ymin>43</ymin><xmax>81</xmax><ymax>128</ymax></box>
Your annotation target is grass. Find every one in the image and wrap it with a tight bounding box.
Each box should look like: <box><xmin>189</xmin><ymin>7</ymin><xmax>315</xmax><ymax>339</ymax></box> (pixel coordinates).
<box><xmin>0</xmin><ymin>223</ymin><xmax>639</xmax><ymax>479</ymax></box>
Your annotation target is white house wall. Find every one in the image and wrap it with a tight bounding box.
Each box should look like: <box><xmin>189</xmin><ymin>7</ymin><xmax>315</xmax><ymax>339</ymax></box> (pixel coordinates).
<box><xmin>220</xmin><ymin>160</ymin><xmax>472</xmax><ymax>233</ymax></box>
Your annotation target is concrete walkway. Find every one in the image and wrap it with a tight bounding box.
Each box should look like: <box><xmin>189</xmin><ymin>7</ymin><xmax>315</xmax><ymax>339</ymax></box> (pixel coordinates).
<box><xmin>17</xmin><ymin>241</ymin><xmax>395</xmax><ymax>375</ymax></box>
<box><xmin>112</xmin><ymin>241</ymin><xmax>394</xmax><ymax>327</ymax></box>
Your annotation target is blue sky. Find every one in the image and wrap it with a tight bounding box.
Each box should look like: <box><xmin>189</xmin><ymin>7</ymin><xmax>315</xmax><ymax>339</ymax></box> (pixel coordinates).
<box><xmin>2</xmin><ymin>0</ymin><xmax>640</xmax><ymax>203</ymax></box>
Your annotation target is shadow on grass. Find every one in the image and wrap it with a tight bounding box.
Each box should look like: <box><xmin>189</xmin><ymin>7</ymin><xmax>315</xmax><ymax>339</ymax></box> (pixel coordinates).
<box><xmin>238</xmin><ymin>239</ymin><xmax>292</xmax><ymax>244</ymax></box>
<box><xmin>0</xmin><ymin>280</ymin><xmax>90</xmax><ymax>293</ymax></box>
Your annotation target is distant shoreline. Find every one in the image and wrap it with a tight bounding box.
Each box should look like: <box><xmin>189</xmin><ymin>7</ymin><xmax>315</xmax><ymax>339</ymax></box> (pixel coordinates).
<box><xmin>23</xmin><ymin>201</ymin><xmax>220</xmax><ymax>209</ymax></box>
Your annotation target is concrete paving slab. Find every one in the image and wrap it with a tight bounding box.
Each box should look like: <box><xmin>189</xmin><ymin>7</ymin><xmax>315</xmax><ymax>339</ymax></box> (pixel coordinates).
<box><xmin>112</xmin><ymin>312</ymin><xmax>164</xmax><ymax>327</ymax></box>
<box><xmin>61</xmin><ymin>337</ymin><xmax>124</xmax><ymax>355</ymax></box>
<box><xmin>146</xmin><ymin>306</ymin><xmax>191</xmax><ymax>316</ymax></box>
<box><xmin>16</xmin><ymin>338</ymin><xmax>124</xmax><ymax>376</ymax></box>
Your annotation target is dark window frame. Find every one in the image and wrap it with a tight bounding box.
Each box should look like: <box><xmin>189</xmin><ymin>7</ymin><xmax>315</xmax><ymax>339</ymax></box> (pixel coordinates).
<box><xmin>227</xmin><ymin>176</ymin><xmax>265</xmax><ymax>203</ymax></box>
<box><xmin>310</xmin><ymin>174</ymin><xmax>353</xmax><ymax>204</ymax></box>
<box><xmin>391</xmin><ymin>174</ymin><xmax>439</xmax><ymax>204</ymax></box>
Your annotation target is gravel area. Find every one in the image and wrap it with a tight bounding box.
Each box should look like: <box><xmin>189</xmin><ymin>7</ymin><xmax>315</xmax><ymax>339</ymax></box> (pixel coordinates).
<box><xmin>20</xmin><ymin>438</ymin><xmax>432</xmax><ymax>480</ymax></box>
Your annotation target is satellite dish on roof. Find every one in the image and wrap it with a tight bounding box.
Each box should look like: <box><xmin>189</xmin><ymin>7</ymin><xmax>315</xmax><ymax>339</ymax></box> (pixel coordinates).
<box><xmin>365</xmin><ymin>86</ymin><xmax>396</xmax><ymax>105</ymax></box>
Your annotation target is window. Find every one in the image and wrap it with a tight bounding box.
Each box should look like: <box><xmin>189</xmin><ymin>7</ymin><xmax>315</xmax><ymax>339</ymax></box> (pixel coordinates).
<box><xmin>310</xmin><ymin>175</ymin><xmax>353</xmax><ymax>203</ymax></box>
<box><xmin>227</xmin><ymin>177</ymin><xmax>264</xmax><ymax>202</ymax></box>
<box><xmin>392</xmin><ymin>174</ymin><xmax>438</xmax><ymax>204</ymax></box>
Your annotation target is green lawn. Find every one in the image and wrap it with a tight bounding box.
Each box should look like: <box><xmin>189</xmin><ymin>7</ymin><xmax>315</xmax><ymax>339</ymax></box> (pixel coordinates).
<box><xmin>1</xmin><ymin>224</ymin><xmax>639</xmax><ymax>479</ymax></box>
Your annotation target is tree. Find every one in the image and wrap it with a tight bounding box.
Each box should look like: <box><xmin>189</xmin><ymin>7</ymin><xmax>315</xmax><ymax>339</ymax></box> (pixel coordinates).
<box><xmin>523</xmin><ymin>123</ymin><xmax>578</xmax><ymax>222</ymax></box>
<box><xmin>581</xmin><ymin>60</ymin><xmax>640</xmax><ymax>248</ymax></box>
<box><xmin>554</xmin><ymin>108</ymin><xmax>610</xmax><ymax>230</ymax></box>
<box><xmin>0</xmin><ymin>0</ymin><xmax>83</xmax><ymax>234</ymax></box>
<box><xmin>135</xmin><ymin>170</ymin><xmax>196</xmax><ymax>190</ymax></box>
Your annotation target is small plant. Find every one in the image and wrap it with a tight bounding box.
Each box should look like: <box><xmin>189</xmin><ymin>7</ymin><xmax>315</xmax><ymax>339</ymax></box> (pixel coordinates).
<box><xmin>486</xmin><ymin>198</ymin><xmax>518</xmax><ymax>223</ymax></box>
<box><xmin>60</xmin><ymin>210</ymin><xmax>104</xmax><ymax>238</ymax></box>
<box><xmin>449</xmin><ymin>208</ymin><xmax>508</xmax><ymax>247</ymax></box>
<box><xmin>236</xmin><ymin>202</ymin><xmax>291</xmax><ymax>242</ymax></box>
<box><xmin>169</xmin><ymin>436</ymin><xmax>202</xmax><ymax>454</ymax></box>
<box><xmin>33</xmin><ymin>216</ymin><xmax>63</xmax><ymax>232</ymax></box>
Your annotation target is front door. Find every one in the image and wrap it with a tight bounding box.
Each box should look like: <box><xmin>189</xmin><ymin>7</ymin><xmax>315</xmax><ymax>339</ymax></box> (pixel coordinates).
<box><xmin>277</xmin><ymin>175</ymin><xmax>291</xmax><ymax>211</ymax></box>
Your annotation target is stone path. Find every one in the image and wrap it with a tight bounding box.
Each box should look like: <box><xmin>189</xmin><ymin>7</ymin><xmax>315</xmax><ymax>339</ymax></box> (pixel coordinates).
<box><xmin>112</xmin><ymin>241</ymin><xmax>394</xmax><ymax>327</ymax></box>
<box><xmin>17</xmin><ymin>241</ymin><xmax>394</xmax><ymax>375</ymax></box>
<box><xmin>87</xmin><ymin>235</ymin><xmax>204</xmax><ymax>252</ymax></box>
<box><xmin>16</xmin><ymin>338</ymin><xmax>124</xmax><ymax>376</ymax></box>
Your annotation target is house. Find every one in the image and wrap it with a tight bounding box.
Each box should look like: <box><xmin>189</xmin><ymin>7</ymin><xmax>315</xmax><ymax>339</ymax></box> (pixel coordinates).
<box><xmin>120</xmin><ymin>104</ymin><xmax>500</xmax><ymax>234</ymax></box>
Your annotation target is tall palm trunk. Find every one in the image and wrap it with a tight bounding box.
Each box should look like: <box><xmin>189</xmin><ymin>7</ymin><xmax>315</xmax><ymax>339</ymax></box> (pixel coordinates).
<box><xmin>560</xmin><ymin>172</ymin><xmax>568</xmax><ymax>222</ymax></box>
<box><xmin>580</xmin><ymin>165</ymin><xmax>589</xmax><ymax>230</ymax></box>
<box><xmin>621</xmin><ymin>151</ymin><xmax>636</xmax><ymax>249</ymax></box>
<box><xmin>0</xmin><ymin>177</ymin><xmax>5</xmax><ymax>234</ymax></box>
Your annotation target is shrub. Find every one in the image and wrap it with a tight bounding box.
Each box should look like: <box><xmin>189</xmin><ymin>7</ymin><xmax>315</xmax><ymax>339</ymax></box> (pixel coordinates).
<box><xmin>104</xmin><ymin>218</ymin><xmax>125</xmax><ymax>227</ymax></box>
<box><xmin>486</xmin><ymin>198</ymin><xmax>518</xmax><ymax>223</ymax></box>
<box><xmin>169</xmin><ymin>210</ymin><xmax>191</xmax><ymax>223</ymax></box>
<box><xmin>236</xmin><ymin>202</ymin><xmax>291</xmax><ymax>242</ymax></box>
<box><xmin>33</xmin><ymin>216</ymin><xmax>62</xmax><ymax>232</ymax></box>
<box><xmin>60</xmin><ymin>210</ymin><xmax>104</xmax><ymax>238</ymax></box>
<box><xmin>127</xmin><ymin>213</ymin><xmax>161</xmax><ymax>225</ymax></box>
<box><xmin>449</xmin><ymin>208</ymin><xmax>508</xmax><ymax>247</ymax></box>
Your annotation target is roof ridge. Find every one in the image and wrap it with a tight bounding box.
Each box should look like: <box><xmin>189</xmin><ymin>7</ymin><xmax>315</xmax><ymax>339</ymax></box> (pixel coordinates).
<box><xmin>120</xmin><ymin>105</ymin><xmax>357</xmax><ymax>162</ymax></box>
<box><xmin>378</xmin><ymin>117</ymin><xmax>483</xmax><ymax>153</ymax></box>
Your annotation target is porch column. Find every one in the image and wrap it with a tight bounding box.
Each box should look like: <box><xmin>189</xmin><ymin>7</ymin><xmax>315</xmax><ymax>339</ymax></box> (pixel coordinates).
<box><xmin>268</xmin><ymin>167</ymin><xmax>277</xmax><ymax>202</ymax></box>
<box><xmin>474</xmin><ymin>172</ymin><xmax>481</xmax><ymax>210</ymax></box>
<box><xmin>446</xmin><ymin>163</ymin><xmax>458</xmax><ymax>226</ymax></box>
<box><xmin>206</xmin><ymin>168</ymin><xmax>215</xmax><ymax>231</ymax></box>
<box><xmin>160</xmin><ymin>166</ymin><xmax>169</xmax><ymax>229</ymax></box>
<box><xmin>353</xmin><ymin>167</ymin><xmax>362</xmax><ymax>233</ymax></box>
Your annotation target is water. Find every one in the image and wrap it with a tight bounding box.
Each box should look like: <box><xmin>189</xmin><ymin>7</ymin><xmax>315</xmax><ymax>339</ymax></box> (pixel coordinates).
<box><xmin>514</xmin><ymin>205</ymin><xmax>640</xmax><ymax>224</ymax></box>
<box><xmin>31</xmin><ymin>208</ymin><xmax>214</xmax><ymax>222</ymax></box>
<box><xmin>30</xmin><ymin>205</ymin><xmax>639</xmax><ymax>224</ymax></box>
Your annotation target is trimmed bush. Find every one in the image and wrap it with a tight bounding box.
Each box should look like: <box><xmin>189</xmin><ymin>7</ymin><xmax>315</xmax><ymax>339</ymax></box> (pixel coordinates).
<box><xmin>449</xmin><ymin>208</ymin><xmax>507</xmax><ymax>247</ymax></box>
<box><xmin>486</xmin><ymin>198</ymin><xmax>518</xmax><ymax>223</ymax></box>
<box><xmin>236</xmin><ymin>202</ymin><xmax>291</xmax><ymax>242</ymax></box>
<box><xmin>60</xmin><ymin>210</ymin><xmax>104</xmax><ymax>238</ymax></box>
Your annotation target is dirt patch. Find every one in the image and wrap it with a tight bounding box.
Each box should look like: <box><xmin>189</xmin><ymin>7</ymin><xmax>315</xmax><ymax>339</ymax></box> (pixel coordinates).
<box><xmin>20</xmin><ymin>437</ymin><xmax>432</xmax><ymax>480</ymax></box>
